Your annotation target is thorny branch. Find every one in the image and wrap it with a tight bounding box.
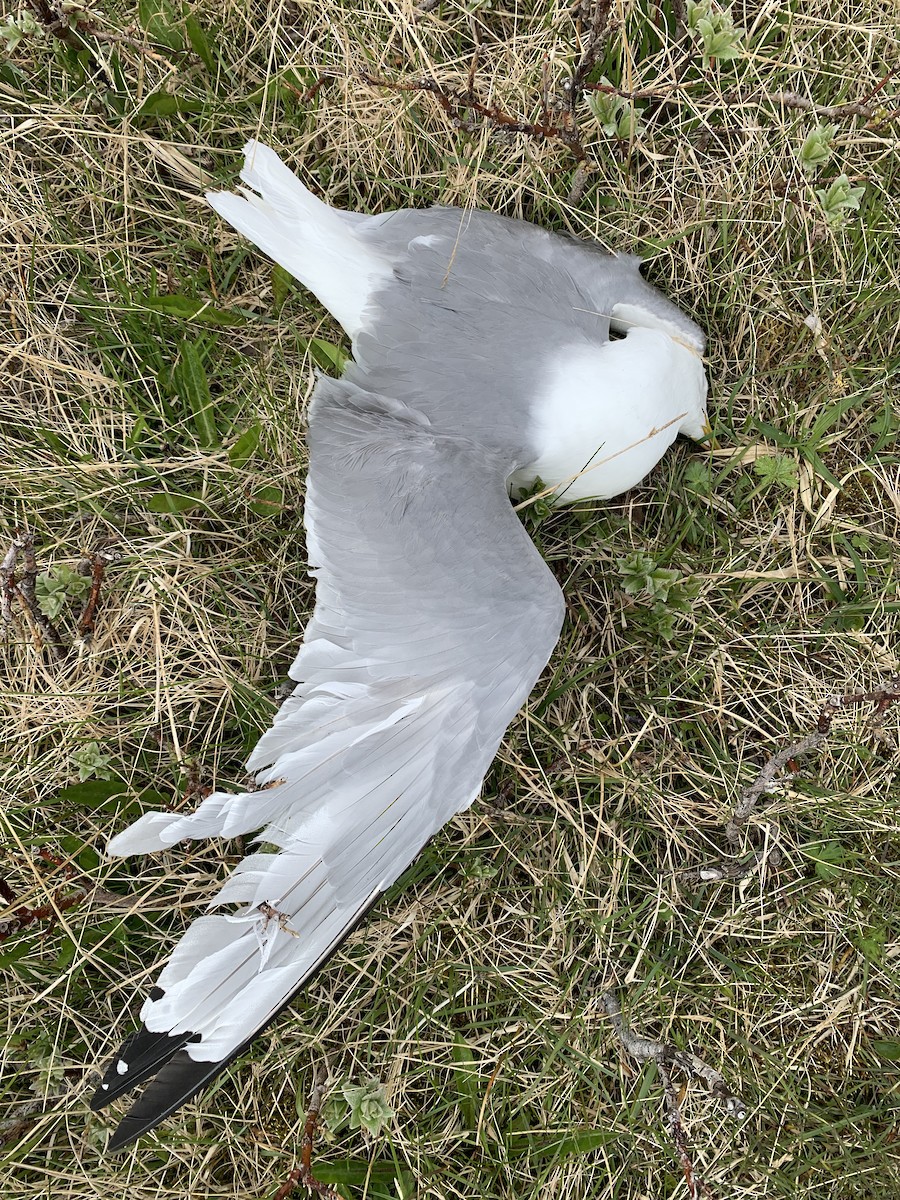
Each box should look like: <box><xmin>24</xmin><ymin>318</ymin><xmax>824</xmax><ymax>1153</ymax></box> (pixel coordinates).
<box><xmin>682</xmin><ymin>678</ymin><xmax>900</xmax><ymax>886</ymax></box>
<box><xmin>273</xmin><ymin>1070</ymin><xmax>340</xmax><ymax>1200</ymax></box>
<box><xmin>603</xmin><ymin>989</ymin><xmax>746</xmax><ymax>1200</ymax></box>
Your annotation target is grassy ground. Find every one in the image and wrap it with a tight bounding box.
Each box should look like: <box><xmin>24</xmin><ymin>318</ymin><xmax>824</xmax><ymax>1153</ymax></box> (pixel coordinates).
<box><xmin>1</xmin><ymin>0</ymin><xmax>899</xmax><ymax>1196</ymax></box>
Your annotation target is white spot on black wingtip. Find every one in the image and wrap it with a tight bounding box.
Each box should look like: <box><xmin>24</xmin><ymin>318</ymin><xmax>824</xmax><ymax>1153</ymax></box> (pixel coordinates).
<box><xmin>116</xmin><ymin>1059</ymin><xmax>129</xmax><ymax>1075</ymax></box>
<box><xmin>101</xmin><ymin>1083</ymin><xmax>109</xmax><ymax>1091</ymax></box>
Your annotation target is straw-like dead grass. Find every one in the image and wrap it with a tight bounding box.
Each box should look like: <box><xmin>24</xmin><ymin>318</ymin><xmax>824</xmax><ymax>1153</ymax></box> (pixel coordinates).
<box><xmin>1</xmin><ymin>0</ymin><xmax>898</xmax><ymax>1196</ymax></box>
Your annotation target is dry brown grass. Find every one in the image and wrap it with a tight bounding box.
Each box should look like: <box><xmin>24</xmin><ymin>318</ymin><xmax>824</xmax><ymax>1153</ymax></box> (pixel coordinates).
<box><xmin>1</xmin><ymin>0</ymin><xmax>899</xmax><ymax>1196</ymax></box>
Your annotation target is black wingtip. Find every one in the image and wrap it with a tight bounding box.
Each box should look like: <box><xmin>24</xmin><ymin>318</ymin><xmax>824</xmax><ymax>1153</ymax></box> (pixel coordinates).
<box><xmin>90</xmin><ymin>1018</ymin><xmax>200</xmax><ymax>1111</ymax></box>
<box><xmin>105</xmin><ymin>1051</ymin><xmax>232</xmax><ymax>1151</ymax></box>
<box><xmin>96</xmin><ymin>890</ymin><xmax>386</xmax><ymax>1148</ymax></box>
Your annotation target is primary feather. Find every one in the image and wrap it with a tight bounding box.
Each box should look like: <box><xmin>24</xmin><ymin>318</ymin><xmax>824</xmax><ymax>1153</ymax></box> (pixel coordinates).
<box><xmin>92</xmin><ymin>141</ymin><xmax>708</xmax><ymax>1148</ymax></box>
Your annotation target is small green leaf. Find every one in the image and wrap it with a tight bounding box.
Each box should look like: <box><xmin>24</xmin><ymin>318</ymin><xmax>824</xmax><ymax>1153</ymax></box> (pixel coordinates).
<box><xmin>53</xmin><ymin>780</ymin><xmax>127</xmax><ymax>808</ymax></box>
<box><xmin>72</xmin><ymin>742</ymin><xmax>115</xmax><ymax>783</ymax></box>
<box><xmin>54</xmin><ymin>563</ymin><xmax>90</xmax><ymax>595</ymax></box>
<box><xmin>522</xmin><ymin>1128</ymin><xmax>618</xmax><ymax>1162</ymax></box>
<box><xmin>139</xmin><ymin>293</ymin><xmax>242</xmax><ymax>325</ymax></box>
<box><xmin>2</xmin><ymin>9</ymin><xmax>40</xmax><ymax>50</ymax></box>
<box><xmin>753</xmin><ymin>453</ymin><xmax>798</xmax><ymax>491</ymax></box>
<box><xmin>148</xmin><ymin>491</ymin><xmax>203</xmax><ymax>513</ymax></box>
<box><xmin>869</xmin><ymin>405</ymin><xmax>900</xmax><ymax>441</ymax></box>
<box><xmin>652</xmin><ymin>606</ymin><xmax>677</xmax><ymax>642</ymax></box>
<box><xmin>184</xmin><ymin>14</ymin><xmax>215</xmax><ymax>72</ymax></box>
<box><xmin>229</xmin><ymin>424</ymin><xmax>262</xmax><ymax>466</ymax></box>
<box><xmin>35</xmin><ymin>564</ymin><xmax>90</xmax><ymax>619</ymax></box>
<box><xmin>684</xmin><ymin>460</ymin><xmax>714</xmax><ymax>494</ymax></box>
<box><xmin>0</xmin><ymin>940</ymin><xmax>34</xmax><ymax>972</ymax></box>
<box><xmin>174</xmin><ymin>340</ymin><xmax>218</xmax><ymax>447</ymax></box>
<box><xmin>618</xmin><ymin>550</ymin><xmax>659</xmax><ymax>596</ymax></box>
<box><xmin>587</xmin><ymin>80</ymin><xmax>624</xmax><ymax>136</ymax></box>
<box><xmin>314</xmin><ymin>1158</ymin><xmax>413</xmax><ymax>1199</ymax></box>
<box><xmin>807</xmin><ymin>840</ymin><xmax>847</xmax><ymax>881</ymax></box>
<box><xmin>872</xmin><ymin>1040</ymin><xmax>900</xmax><ymax>1061</ymax></box>
<box><xmin>136</xmin><ymin>91</ymin><xmax>204</xmax><ymax>118</ymax></box>
<box><xmin>0</xmin><ymin>19</ymin><xmax>24</xmax><ymax>53</ymax></box>
<box><xmin>248</xmin><ymin>484</ymin><xmax>284</xmax><ymax>517</ymax></box>
<box><xmin>272</xmin><ymin>264</ymin><xmax>294</xmax><ymax>313</ymax></box>
<box><xmin>451</xmin><ymin>1035</ymin><xmax>479</xmax><ymax>1130</ymax></box>
<box><xmin>686</xmin><ymin>0</ymin><xmax>745</xmax><ymax>67</ymax></box>
<box><xmin>299</xmin><ymin>337</ymin><xmax>349</xmax><ymax>373</ymax></box>
<box><xmin>816</xmin><ymin>173</ymin><xmax>866</xmax><ymax>226</ymax></box>
<box><xmin>342</xmin><ymin>1078</ymin><xmax>392</xmax><ymax>1137</ymax></box>
<box><xmin>35</xmin><ymin>573</ymin><xmax>69</xmax><ymax>620</ymax></box>
<box><xmin>137</xmin><ymin>0</ymin><xmax>184</xmax><ymax>50</ymax></box>
<box><xmin>54</xmin><ymin>936</ymin><xmax>77</xmax><ymax>971</ymax></box>
<box><xmin>799</xmin><ymin>124</ymin><xmax>837</xmax><ymax>175</ymax></box>
<box><xmin>617</xmin><ymin>552</ymin><xmax>698</xmax><ymax>641</ymax></box>
<box><xmin>855</xmin><ymin>926</ymin><xmax>886</xmax><ymax>964</ymax></box>
<box><xmin>316</xmin><ymin>1085</ymin><xmax>350</xmax><ymax>1132</ymax></box>
<box><xmin>0</xmin><ymin>60</ymin><xmax>31</xmax><ymax>89</ymax></box>
<box><xmin>614</xmin><ymin>104</ymin><xmax>645</xmax><ymax>139</ymax></box>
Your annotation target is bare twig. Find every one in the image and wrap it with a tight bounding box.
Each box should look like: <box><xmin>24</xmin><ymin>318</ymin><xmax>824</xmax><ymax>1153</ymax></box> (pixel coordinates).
<box><xmin>0</xmin><ymin>848</ymin><xmax>130</xmax><ymax>942</ymax></box>
<box><xmin>273</xmin><ymin>1070</ymin><xmax>340</xmax><ymax>1200</ymax></box>
<box><xmin>0</xmin><ymin>883</ymin><xmax>92</xmax><ymax>940</ymax></box>
<box><xmin>18</xmin><ymin>534</ymin><xmax>66</xmax><ymax>654</ymax></box>
<box><xmin>464</xmin><ymin>36</ymin><xmax>480</xmax><ymax>105</ymax></box>
<box><xmin>723</xmin><ymin>732</ymin><xmax>821</xmax><ymax>849</ymax></box>
<box><xmin>567</xmin><ymin>0</ymin><xmax>614</xmax><ymax>117</ymax></box>
<box><xmin>603</xmin><ymin>988</ymin><xmax>746</xmax><ymax>1200</ymax></box>
<box><xmin>1</xmin><ymin>532</ymin><xmax>67</xmax><ymax>660</ymax></box>
<box><xmin>858</xmin><ymin>64</ymin><xmax>898</xmax><ymax>107</ymax></box>
<box><xmin>578</xmin><ymin>77</ymin><xmax>897</xmax><ymax>127</ymax></box>
<box><xmin>566</xmin><ymin>162</ymin><xmax>593</xmax><ymax>206</ymax></box>
<box><xmin>0</xmin><ymin>1094</ymin><xmax>70</xmax><ymax>1146</ymax></box>
<box><xmin>0</xmin><ymin>539</ymin><xmax>18</xmax><ymax>639</ymax></box>
<box><xmin>767</xmin><ymin>89</ymin><xmax>895</xmax><ymax>124</ymax></box>
<box><xmin>77</xmin><ymin>547</ymin><xmax>119</xmax><ymax>643</ymax></box>
<box><xmin>682</xmin><ymin>678</ymin><xmax>900</xmax><ymax>886</ymax></box>
<box><xmin>561</xmin><ymin>0</ymin><xmax>613</xmax><ymax>201</ymax></box>
<box><xmin>603</xmin><ymin>990</ymin><xmax>746</xmax><ymax>1119</ymax></box>
<box><xmin>361</xmin><ymin>71</ymin><xmax>591</xmax><ymax>160</ymax></box>
<box><xmin>281</xmin><ymin>75</ymin><xmax>326</xmax><ymax>105</ymax></box>
<box><xmin>657</xmin><ymin>1057</ymin><xmax>717</xmax><ymax>1200</ymax></box>
<box><xmin>29</xmin><ymin>0</ymin><xmax>187</xmax><ymax>67</ymax></box>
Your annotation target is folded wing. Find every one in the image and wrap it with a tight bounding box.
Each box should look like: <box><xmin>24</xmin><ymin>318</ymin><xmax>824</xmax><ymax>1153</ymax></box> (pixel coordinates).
<box><xmin>91</xmin><ymin>377</ymin><xmax>565</xmax><ymax>1148</ymax></box>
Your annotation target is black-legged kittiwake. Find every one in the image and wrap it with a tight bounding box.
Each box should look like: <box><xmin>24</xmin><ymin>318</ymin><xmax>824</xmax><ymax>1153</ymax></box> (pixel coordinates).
<box><xmin>90</xmin><ymin>140</ymin><xmax>709</xmax><ymax>1149</ymax></box>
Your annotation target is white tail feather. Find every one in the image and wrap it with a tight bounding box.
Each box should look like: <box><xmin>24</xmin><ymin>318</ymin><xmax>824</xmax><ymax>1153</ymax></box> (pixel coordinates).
<box><xmin>205</xmin><ymin>140</ymin><xmax>392</xmax><ymax>338</ymax></box>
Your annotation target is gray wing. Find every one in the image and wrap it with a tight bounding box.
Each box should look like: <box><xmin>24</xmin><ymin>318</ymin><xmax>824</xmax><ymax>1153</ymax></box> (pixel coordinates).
<box><xmin>91</xmin><ymin>376</ymin><xmax>564</xmax><ymax>1147</ymax></box>
<box><xmin>343</xmin><ymin>205</ymin><xmax>705</xmax><ymax>458</ymax></box>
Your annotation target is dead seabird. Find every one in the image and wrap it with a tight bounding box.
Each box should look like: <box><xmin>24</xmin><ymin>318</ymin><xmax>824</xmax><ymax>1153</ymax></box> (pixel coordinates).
<box><xmin>90</xmin><ymin>140</ymin><xmax>709</xmax><ymax>1149</ymax></box>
